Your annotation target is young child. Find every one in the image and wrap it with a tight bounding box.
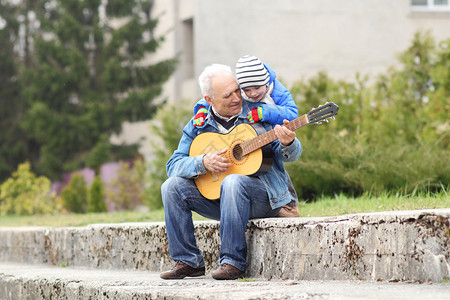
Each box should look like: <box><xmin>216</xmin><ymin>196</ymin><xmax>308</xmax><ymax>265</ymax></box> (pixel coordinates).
<box><xmin>192</xmin><ymin>55</ymin><xmax>298</xmax><ymax>126</ymax></box>
<box><xmin>192</xmin><ymin>55</ymin><xmax>300</xmax><ymax>218</ymax></box>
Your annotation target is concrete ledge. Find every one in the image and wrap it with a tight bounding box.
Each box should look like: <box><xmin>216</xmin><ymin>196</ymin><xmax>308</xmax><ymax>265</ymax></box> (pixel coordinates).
<box><xmin>1</xmin><ymin>263</ymin><xmax>450</xmax><ymax>300</ymax></box>
<box><xmin>0</xmin><ymin>209</ymin><xmax>449</xmax><ymax>282</ymax></box>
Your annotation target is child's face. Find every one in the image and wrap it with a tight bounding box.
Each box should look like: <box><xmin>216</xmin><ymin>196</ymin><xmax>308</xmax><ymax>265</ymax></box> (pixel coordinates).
<box><xmin>242</xmin><ymin>85</ymin><xmax>268</xmax><ymax>101</ymax></box>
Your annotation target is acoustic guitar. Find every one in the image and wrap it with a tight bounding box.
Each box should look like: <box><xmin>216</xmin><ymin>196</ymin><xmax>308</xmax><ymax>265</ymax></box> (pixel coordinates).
<box><xmin>189</xmin><ymin>102</ymin><xmax>339</xmax><ymax>199</ymax></box>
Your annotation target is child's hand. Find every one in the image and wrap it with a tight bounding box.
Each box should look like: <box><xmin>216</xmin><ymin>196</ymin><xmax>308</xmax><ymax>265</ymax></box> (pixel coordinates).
<box><xmin>247</xmin><ymin>107</ymin><xmax>264</xmax><ymax>124</ymax></box>
<box><xmin>193</xmin><ymin>106</ymin><xmax>208</xmax><ymax>127</ymax></box>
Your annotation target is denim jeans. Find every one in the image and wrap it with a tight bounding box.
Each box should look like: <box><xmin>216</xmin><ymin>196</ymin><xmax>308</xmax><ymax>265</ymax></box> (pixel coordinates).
<box><xmin>161</xmin><ymin>174</ymin><xmax>281</xmax><ymax>271</ymax></box>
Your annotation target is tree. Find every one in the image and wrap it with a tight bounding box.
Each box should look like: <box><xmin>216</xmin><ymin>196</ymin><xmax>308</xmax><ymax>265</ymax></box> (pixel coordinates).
<box><xmin>145</xmin><ymin>100</ymin><xmax>192</xmax><ymax>208</ymax></box>
<box><xmin>372</xmin><ymin>30</ymin><xmax>442</xmax><ymax>145</ymax></box>
<box><xmin>422</xmin><ymin>37</ymin><xmax>450</xmax><ymax>147</ymax></box>
<box><xmin>0</xmin><ymin>1</ymin><xmax>33</xmax><ymax>183</ymax></box>
<box><xmin>20</xmin><ymin>0</ymin><xmax>177</xmax><ymax>178</ymax></box>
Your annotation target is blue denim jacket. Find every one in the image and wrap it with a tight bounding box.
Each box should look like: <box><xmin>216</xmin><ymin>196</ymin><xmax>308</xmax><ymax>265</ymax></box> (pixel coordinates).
<box><xmin>166</xmin><ymin>100</ymin><xmax>302</xmax><ymax>209</ymax></box>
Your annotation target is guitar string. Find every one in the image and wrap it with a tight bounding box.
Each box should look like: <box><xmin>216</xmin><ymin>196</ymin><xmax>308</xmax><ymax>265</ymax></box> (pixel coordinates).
<box><xmin>241</xmin><ymin>115</ymin><xmax>308</xmax><ymax>156</ymax></box>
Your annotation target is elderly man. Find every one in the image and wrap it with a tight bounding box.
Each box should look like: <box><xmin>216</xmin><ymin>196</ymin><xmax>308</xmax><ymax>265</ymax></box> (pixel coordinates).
<box><xmin>160</xmin><ymin>64</ymin><xmax>302</xmax><ymax>280</ymax></box>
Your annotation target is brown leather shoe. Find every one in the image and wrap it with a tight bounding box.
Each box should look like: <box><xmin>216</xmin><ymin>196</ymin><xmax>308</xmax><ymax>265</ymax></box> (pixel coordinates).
<box><xmin>277</xmin><ymin>205</ymin><xmax>299</xmax><ymax>218</ymax></box>
<box><xmin>160</xmin><ymin>261</ymin><xmax>205</xmax><ymax>279</ymax></box>
<box><xmin>211</xmin><ymin>263</ymin><xmax>244</xmax><ymax>280</ymax></box>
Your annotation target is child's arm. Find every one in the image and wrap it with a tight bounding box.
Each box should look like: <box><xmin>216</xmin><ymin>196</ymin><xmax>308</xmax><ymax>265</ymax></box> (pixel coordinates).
<box><xmin>192</xmin><ymin>98</ymin><xmax>210</xmax><ymax>127</ymax></box>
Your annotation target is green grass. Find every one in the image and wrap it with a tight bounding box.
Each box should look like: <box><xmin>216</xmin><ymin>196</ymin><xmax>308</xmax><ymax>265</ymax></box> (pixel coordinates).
<box><xmin>238</xmin><ymin>277</ymin><xmax>256</xmax><ymax>282</ymax></box>
<box><xmin>0</xmin><ymin>209</ymin><xmax>209</xmax><ymax>227</ymax></box>
<box><xmin>299</xmin><ymin>189</ymin><xmax>450</xmax><ymax>217</ymax></box>
<box><xmin>0</xmin><ymin>210</ymin><xmax>158</xmax><ymax>227</ymax></box>
<box><xmin>1</xmin><ymin>190</ymin><xmax>448</xmax><ymax>227</ymax></box>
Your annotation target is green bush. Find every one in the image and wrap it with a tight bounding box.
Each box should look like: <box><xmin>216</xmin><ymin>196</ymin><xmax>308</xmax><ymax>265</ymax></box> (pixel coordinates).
<box><xmin>0</xmin><ymin>162</ymin><xmax>61</xmax><ymax>215</ymax></box>
<box><xmin>107</xmin><ymin>160</ymin><xmax>145</xmax><ymax>210</ymax></box>
<box><xmin>287</xmin><ymin>134</ymin><xmax>449</xmax><ymax>201</ymax></box>
<box><xmin>287</xmin><ymin>31</ymin><xmax>449</xmax><ymax>200</ymax></box>
<box><xmin>145</xmin><ymin>99</ymin><xmax>193</xmax><ymax>209</ymax></box>
<box><xmin>87</xmin><ymin>175</ymin><xmax>107</xmax><ymax>213</ymax></box>
<box><xmin>61</xmin><ymin>174</ymin><xmax>88</xmax><ymax>213</ymax></box>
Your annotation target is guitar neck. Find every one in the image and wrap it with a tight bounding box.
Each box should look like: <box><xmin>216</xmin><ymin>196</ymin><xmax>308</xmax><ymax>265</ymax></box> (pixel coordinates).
<box><xmin>241</xmin><ymin>114</ymin><xmax>309</xmax><ymax>156</ymax></box>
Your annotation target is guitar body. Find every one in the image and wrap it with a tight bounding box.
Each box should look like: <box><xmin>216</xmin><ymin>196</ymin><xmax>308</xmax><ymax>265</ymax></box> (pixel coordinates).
<box><xmin>189</xmin><ymin>123</ymin><xmax>273</xmax><ymax>200</ymax></box>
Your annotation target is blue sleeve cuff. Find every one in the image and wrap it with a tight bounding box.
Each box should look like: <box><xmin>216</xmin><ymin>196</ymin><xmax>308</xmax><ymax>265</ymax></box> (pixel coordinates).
<box><xmin>194</xmin><ymin>154</ymin><xmax>207</xmax><ymax>176</ymax></box>
<box><xmin>280</xmin><ymin>139</ymin><xmax>302</xmax><ymax>160</ymax></box>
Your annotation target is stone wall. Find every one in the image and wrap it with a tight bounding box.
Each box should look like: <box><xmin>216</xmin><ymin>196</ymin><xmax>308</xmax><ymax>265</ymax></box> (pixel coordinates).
<box><xmin>0</xmin><ymin>209</ymin><xmax>449</xmax><ymax>282</ymax></box>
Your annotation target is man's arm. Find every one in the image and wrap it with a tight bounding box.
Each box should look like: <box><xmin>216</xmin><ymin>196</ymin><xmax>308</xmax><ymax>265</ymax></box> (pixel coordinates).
<box><xmin>166</xmin><ymin>125</ymin><xmax>208</xmax><ymax>178</ymax></box>
<box><xmin>166</xmin><ymin>122</ymin><xmax>233</xmax><ymax>178</ymax></box>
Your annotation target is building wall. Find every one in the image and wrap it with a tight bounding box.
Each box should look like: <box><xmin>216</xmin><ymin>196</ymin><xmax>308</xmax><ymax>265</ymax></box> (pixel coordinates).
<box><xmin>193</xmin><ymin>0</ymin><xmax>450</xmax><ymax>90</ymax></box>
<box><xmin>149</xmin><ymin>0</ymin><xmax>450</xmax><ymax>101</ymax></box>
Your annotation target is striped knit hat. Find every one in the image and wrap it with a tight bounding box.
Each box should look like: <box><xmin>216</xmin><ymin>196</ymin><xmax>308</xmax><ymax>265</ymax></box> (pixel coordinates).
<box><xmin>235</xmin><ymin>55</ymin><xmax>270</xmax><ymax>89</ymax></box>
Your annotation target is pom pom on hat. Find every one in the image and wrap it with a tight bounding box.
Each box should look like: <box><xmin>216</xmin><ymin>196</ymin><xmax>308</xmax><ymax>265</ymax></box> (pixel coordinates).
<box><xmin>235</xmin><ymin>55</ymin><xmax>270</xmax><ymax>89</ymax></box>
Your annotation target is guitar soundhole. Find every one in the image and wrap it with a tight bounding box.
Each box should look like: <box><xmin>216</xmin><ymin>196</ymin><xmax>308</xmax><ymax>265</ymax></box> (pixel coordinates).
<box><xmin>232</xmin><ymin>144</ymin><xmax>243</xmax><ymax>161</ymax></box>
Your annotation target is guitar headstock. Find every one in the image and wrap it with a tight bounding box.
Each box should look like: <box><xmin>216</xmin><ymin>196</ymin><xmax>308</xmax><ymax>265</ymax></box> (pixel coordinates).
<box><xmin>307</xmin><ymin>102</ymin><xmax>339</xmax><ymax>124</ymax></box>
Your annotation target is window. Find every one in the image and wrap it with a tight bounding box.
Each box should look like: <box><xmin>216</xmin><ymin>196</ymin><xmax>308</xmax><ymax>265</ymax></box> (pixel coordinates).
<box><xmin>411</xmin><ymin>0</ymin><xmax>450</xmax><ymax>11</ymax></box>
<box><xmin>181</xmin><ymin>18</ymin><xmax>194</xmax><ymax>80</ymax></box>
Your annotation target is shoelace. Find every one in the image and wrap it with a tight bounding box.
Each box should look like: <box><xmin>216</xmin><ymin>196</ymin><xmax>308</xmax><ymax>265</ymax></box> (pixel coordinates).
<box><xmin>173</xmin><ymin>261</ymin><xmax>185</xmax><ymax>270</ymax></box>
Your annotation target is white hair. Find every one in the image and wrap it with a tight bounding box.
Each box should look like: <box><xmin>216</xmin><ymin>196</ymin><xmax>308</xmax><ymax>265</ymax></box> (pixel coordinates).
<box><xmin>198</xmin><ymin>64</ymin><xmax>233</xmax><ymax>98</ymax></box>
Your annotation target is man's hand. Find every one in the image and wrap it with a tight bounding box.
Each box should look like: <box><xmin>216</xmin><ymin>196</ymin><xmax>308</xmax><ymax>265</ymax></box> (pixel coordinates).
<box><xmin>202</xmin><ymin>149</ymin><xmax>231</xmax><ymax>173</ymax></box>
<box><xmin>274</xmin><ymin>119</ymin><xmax>296</xmax><ymax>146</ymax></box>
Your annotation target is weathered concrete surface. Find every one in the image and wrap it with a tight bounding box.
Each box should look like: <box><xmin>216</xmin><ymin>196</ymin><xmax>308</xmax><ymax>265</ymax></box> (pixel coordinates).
<box><xmin>247</xmin><ymin>209</ymin><xmax>450</xmax><ymax>282</ymax></box>
<box><xmin>0</xmin><ymin>209</ymin><xmax>449</xmax><ymax>282</ymax></box>
<box><xmin>1</xmin><ymin>263</ymin><xmax>449</xmax><ymax>300</ymax></box>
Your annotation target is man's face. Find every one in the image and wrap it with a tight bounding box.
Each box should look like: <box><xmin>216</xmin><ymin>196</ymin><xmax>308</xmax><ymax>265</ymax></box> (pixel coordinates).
<box><xmin>205</xmin><ymin>73</ymin><xmax>242</xmax><ymax>118</ymax></box>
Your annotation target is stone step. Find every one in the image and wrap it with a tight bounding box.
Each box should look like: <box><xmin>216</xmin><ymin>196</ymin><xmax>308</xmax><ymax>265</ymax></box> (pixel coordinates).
<box><xmin>0</xmin><ymin>209</ymin><xmax>449</xmax><ymax>282</ymax></box>
<box><xmin>1</xmin><ymin>263</ymin><xmax>449</xmax><ymax>300</ymax></box>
